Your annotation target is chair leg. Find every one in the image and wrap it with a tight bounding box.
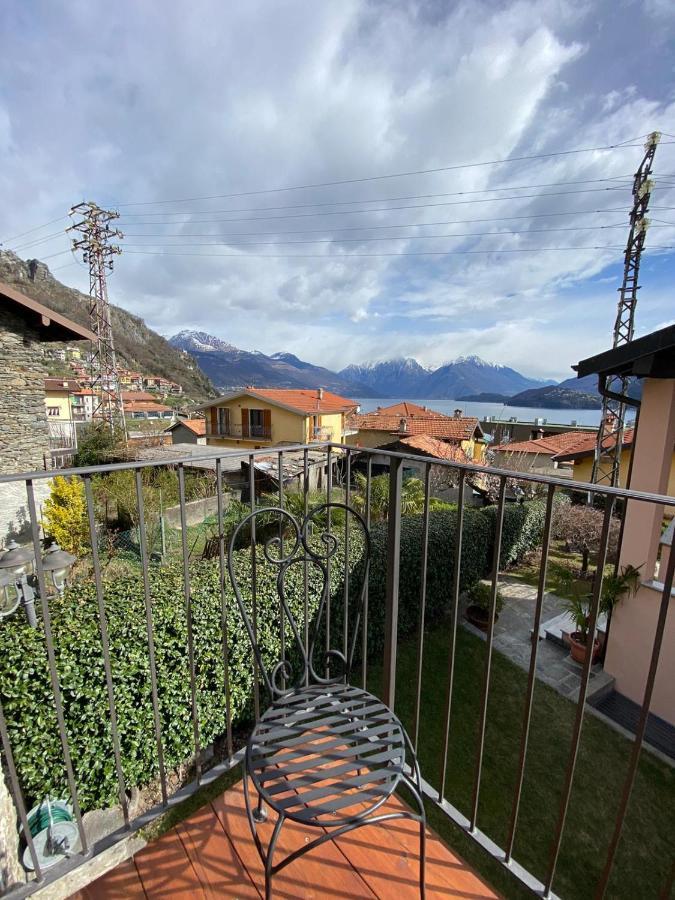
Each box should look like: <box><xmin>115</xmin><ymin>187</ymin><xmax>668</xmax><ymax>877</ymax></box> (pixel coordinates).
<box><xmin>265</xmin><ymin>813</ymin><xmax>285</xmax><ymax>900</ymax></box>
<box><xmin>419</xmin><ymin>816</ymin><xmax>426</xmax><ymax>899</ymax></box>
<box><xmin>254</xmin><ymin>790</ymin><xmax>268</xmax><ymax>823</ymax></box>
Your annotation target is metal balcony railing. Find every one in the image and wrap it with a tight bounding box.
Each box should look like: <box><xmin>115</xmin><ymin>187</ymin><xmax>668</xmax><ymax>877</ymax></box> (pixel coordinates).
<box><xmin>0</xmin><ymin>442</ymin><xmax>673</xmax><ymax>898</ymax></box>
<box><xmin>206</xmin><ymin>422</ymin><xmax>272</xmax><ymax>440</ymax></box>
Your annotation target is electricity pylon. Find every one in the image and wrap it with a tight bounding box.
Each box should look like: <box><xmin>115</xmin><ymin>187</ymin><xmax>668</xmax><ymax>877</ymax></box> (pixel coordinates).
<box><xmin>68</xmin><ymin>202</ymin><xmax>127</xmax><ymax>439</ymax></box>
<box><xmin>590</xmin><ymin>132</ymin><xmax>660</xmax><ymax>487</ymax></box>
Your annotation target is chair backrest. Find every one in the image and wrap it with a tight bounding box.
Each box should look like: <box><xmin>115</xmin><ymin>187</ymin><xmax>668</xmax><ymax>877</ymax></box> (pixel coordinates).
<box><xmin>227</xmin><ymin>502</ymin><xmax>370</xmax><ymax>701</ymax></box>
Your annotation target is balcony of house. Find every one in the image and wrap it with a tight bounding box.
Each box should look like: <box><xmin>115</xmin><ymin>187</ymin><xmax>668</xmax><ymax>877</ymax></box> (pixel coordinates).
<box><xmin>0</xmin><ymin>443</ymin><xmax>673</xmax><ymax>900</ymax></box>
<box><xmin>207</xmin><ymin>421</ymin><xmax>273</xmax><ymax>442</ymax></box>
<box><xmin>310</xmin><ymin>425</ymin><xmax>334</xmax><ymax>441</ymax></box>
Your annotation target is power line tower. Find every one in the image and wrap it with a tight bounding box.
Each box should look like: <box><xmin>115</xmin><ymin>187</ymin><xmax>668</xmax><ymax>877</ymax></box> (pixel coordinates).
<box><xmin>590</xmin><ymin>132</ymin><xmax>660</xmax><ymax>488</ymax></box>
<box><xmin>68</xmin><ymin>202</ymin><xmax>127</xmax><ymax>440</ymax></box>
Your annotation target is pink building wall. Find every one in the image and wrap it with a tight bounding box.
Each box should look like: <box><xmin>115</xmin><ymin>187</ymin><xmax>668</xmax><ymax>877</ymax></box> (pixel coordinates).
<box><xmin>604</xmin><ymin>377</ymin><xmax>675</xmax><ymax>725</ymax></box>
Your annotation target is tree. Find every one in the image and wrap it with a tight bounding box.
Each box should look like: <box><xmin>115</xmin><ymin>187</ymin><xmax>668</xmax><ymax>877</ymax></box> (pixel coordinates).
<box><xmin>352</xmin><ymin>472</ymin><xmax>426</xmax><ymax>522</ymax></box>
<box><xmin>42</xmin><ymin>476</ymin><xmax>89</xmax><ymax>556</ymax></box>
<box><xmin>552</xmin><ymin>502</ymin><xmax>620</xmax><ymax>574</ymax></box>
<box><xmin>73</xmin><ymin>422</ymin><xmax>120</xmax><ymax>467</ymax></box>
<box><xmin>482</xmin><ymin>449</ymin><xmax>548</xmax><ymax>503</ymax></box>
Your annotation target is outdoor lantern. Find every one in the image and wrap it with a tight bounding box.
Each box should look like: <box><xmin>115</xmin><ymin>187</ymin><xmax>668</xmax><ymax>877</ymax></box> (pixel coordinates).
<box><xmin>0</xmin><ymin>542</ymin><xmax>37</xmax><ymax>626</ymax></box>
<box><xmin>0</xmin><ymin>540</ymin><xmax>35</xmax><ymax>578</ymax></box>
<box><xmin>41</xmin><ymin>543</ymin><xmax>76</xmax><ymax>595</ymax></box>
<box><xmin>0</xmin><ymin>569</ymin><xmax>21</xmax><ymax>618</ymax></box>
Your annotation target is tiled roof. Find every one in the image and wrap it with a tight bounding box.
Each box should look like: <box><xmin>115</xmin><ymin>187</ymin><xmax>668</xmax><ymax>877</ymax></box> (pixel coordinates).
<box><xmin>493</xmin><ymin>431</ymin><xmax>592</xmax><ymax>455</ymax></box>
<box><xmin>348</xmin><ymin>413</ymin><xmax>481</xmax><ymax>442</ymax></box>
<box><xmin>395</xmin><ymin>434</ymin><xmax>469</xmax><ymax>462</ymax></box>
<box><xmin>44</xmin><ymin>377</ymin><xmax>82</xmax><ymax>392</ymax></box>
<box><xmin>121</xmin><ymin>390</ymin><xmax>157</xmax><ymax>402</ymax></box>
<box><xmin>371</xmin><ymin>401</ymin><xmax>448</xmax><ymax>418</ymax></box>
<box><xmin>125</xmin><ymin>400</ymin><xmax>173</xmax><ymax>413</ymax></box>
<box><xmin>552</xmin><ymin>428</ymin><xmax>635</xmax><ymax>462</ymax></box>
<box><xmin>245</xmin><ymin>389</ymin><xmax>358</xmax><ymax>414</ymax></box>
<box><xmin>170</xmin><ymin>418</ymin><xmax>206</xmax><ymax>436</ymax></box>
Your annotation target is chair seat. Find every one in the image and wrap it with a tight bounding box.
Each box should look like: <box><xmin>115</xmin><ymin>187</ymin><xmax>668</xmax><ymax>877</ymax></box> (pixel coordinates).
<box><xmin>247</xmin><ymin>682</ymin><xmax>406</xmax><ymax>826</ymax></box>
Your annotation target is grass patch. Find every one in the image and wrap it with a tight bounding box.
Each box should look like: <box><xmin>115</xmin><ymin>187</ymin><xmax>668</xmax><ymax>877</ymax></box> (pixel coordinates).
<box><xmin>364</xmin><ymin>622</ymin><xmax>674</xmax><ymax>900</ymax></box>
<box><xmin>508</xmin><ymin>541</ymin><xmax>610</xmax><ymax>601</ymax></box>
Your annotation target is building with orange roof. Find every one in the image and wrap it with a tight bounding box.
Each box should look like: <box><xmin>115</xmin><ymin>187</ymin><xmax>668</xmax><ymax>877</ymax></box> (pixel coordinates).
<box><xmin>165</xmin><ymin>418</ymin><xmax>207</xmax><ymax>445</ymax></box>
<box><xmin>197</xmin><ymin>387</ymin><xmax>359</xmax><ymax>449</ymax></box>
<box><xmin>490</xmin><ymin>429</ymin><xmax>595</xmax><ymax>476</ymax></box>
<box><xmin>345</xmin><ymin>404</ymin><xmax>486</xmax><ymax>461</ymax></box>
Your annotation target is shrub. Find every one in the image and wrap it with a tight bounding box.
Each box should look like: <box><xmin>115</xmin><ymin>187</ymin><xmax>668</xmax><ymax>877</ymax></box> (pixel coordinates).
<box><xmin>0</xmin><ymin>541</ymin><xmax>355</xmax><ymax>811</ymax></box>
<box><xmin>552</xmin><ymin>501</ymin><xmax>620</xmax><ymax>572</ymax></box>
<box><xmin>41</xmin><ymin>476</ymin><xmax>90</xmax><ymax>556</ymax></box>
<box><xmin>467</xmin><ymin>581</ymin><xmax>505</xmax><ymax>615</ymax></box>
<box><xmin>73</xmin><ymin>423</ymin><xmax>120</xmax><ymax>467</ymax></box>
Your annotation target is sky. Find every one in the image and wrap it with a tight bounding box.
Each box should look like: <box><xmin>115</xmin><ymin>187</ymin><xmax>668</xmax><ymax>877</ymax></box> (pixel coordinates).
<box><xmin>1</xmin><ymin>0</ymin><xmax>674</xmax><ymax>382</ymax></box>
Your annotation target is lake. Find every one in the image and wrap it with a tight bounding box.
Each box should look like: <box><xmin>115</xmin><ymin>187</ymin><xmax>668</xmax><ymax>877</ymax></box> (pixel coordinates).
<box><xmin>355</xmin><ymin>397</ymin><xmax>604</xmax><ymax>427</ymax></box>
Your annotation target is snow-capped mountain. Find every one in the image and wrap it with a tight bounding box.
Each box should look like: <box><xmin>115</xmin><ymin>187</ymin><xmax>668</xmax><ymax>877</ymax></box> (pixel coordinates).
<box><xmin>169</xmin><ymin>330</ymin><xmax>556</xmax><ymax>399</ymax></box>
<box><xmin>170</xmin><ymin>329</ymin><xmax>239</xmax><ymax>354</ymax></box>
<box><xmin>168</xmin><ymin>332</ymin><xmax>374</xmax><ymax>394</ymax></box>
<box><xmin>340</xmin><ymin>358</ymin><xmax>430</xmax><ymax>396</ymax></box>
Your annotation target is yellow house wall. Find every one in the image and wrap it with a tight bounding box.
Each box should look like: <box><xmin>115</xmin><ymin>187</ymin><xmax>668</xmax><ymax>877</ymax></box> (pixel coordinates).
<box><xmin>206</xmin><ymin>397</ymin><xmax>306</xmax><ymax>448</ymax></box>
<box><xmin>571</xmin><ymin>450</ymin><xmax>675</xmax><ymax>506</ymax></box>
<box><xmin>44</xmin><ymin>391</ymin><xmax>72</xmax><ymax>421</ymax></box>
<box><xmin>306</xmin><ymin>412</ymin><xmax>344</xmax><ymax>442</ymax></box>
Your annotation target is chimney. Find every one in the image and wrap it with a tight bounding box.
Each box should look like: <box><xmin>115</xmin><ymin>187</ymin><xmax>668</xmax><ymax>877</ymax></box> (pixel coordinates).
<box><xmin>317</xmin><ymin>388</ymin><xmax>324</xmax><ymax>401</ymax></box>
<box><xmin>454</xmin><ymin>408</ymin><xmax>462</xmax><ymax>419</ymax></box>
<box><xmin>400</xmin><ymin>418</ymin><xmax>408</xmax><ymax>433</ymax></box>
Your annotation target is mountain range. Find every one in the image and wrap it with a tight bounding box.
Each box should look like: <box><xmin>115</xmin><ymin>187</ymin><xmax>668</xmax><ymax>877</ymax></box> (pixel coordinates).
<box><xmin>169</xmin><ymin>330</ymin><xmax>557</xmax><ymax>399</ymax></box>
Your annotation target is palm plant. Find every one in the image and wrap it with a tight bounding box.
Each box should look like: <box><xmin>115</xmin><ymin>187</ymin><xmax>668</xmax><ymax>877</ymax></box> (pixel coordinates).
<box><xmin>352</xmin><ymin>472</ymin><xmax>426</xmax><ymax>521</ymax></box>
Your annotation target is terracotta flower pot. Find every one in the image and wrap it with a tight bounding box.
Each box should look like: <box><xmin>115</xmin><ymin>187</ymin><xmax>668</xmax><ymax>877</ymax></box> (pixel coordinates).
<box><xmin>569</xmin><ymin>631</ymin><xmax>600</xmax><ymax>665</ymax></box>
<box><xmin>465</xmin><ymin>604</ymin><xmax>499</xmax><ymax>632</ymax></box>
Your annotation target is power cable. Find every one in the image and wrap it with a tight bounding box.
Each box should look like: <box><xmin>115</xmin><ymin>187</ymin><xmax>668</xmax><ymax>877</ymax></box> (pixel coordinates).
<box><xmin>115</xmin><ymin>138</ymin><xmax>669</xmax><ymax>206</ymax></box>
<box><xmin>118</xmin><ymin>186</ymin><xmax>634</xmax><ymax>227</ymax></box>
<box><xmin>118</xmin><ymin>176</ymin><xmax>635</xmax><ymax>218</ymax></box>
<box><xmin>123</xmin><ymin>244</ymin><xmax>675</xmax><ymax>259</ymax></box>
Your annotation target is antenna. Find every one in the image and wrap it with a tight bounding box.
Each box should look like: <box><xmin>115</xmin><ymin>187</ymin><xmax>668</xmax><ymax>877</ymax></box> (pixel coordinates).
<box><xmin>67</xmin><ymin>202</ymin><xmax>127</xmax><ymax>439</ymax></box>
<box><xmin>590</xmin><ymin>132</ymin><xmax>660</xmax><ymax>487</ymax></box>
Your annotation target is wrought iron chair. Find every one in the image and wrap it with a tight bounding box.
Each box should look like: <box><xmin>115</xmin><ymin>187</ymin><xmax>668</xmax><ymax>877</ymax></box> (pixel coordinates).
<box><xmin>227</xmin><ymin>502</ymin><xmax>426</xmax><ymax>899</ymax></box>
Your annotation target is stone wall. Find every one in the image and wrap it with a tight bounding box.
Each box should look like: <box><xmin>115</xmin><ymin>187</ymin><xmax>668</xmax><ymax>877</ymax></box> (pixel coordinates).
<box><xmin>0</xmin><ymin>774</ymin><xmax>24</xmax><ymax>892</ymax></box>
<box><xmin>0</xmin><ymin>306</ymin><xmax>50</xmax><ymax>474</ymax></box>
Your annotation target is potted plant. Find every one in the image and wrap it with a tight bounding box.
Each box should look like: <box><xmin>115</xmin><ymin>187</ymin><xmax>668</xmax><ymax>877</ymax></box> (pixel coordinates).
<box><xmin>465</xmin><ymin>581</ymin><xmax>505</xmax><ymax>632</ymax></box>
<box><xmin>563</xmin><ymin>563</ymin><xmax>641</xmax><ymax>664</ymax></box>
<box><xmin>563</xmin><ymin>594</ymin><xmax>599</xmax><ymax>664</ymax></box>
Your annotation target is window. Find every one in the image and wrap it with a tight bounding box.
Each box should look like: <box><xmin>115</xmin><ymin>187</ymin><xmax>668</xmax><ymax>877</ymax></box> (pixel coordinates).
<box><xmin>249</xmin><ymin>409</ymin><xmax>265</xmax><ymax>436</ymax></box>
<box><xmin>47</xmin><ymin>406</ymin><xmax>60</xmax><ymax>417</ymax></box>
<box><xmin>217</xmin><ymin>407</ymin><xmax>230</xmax><ymax>435</ymax></box>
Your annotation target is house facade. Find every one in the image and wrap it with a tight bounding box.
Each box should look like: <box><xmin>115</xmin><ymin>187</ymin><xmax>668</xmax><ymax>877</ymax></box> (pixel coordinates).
<box><xmin>0</xmin><ymin>281</ymin><xmax>95</xmax><ymax>541</ymax></box>
<box><xmin>490</xmin><ymin>430</ymin><xmax>591</xmax><ymax>477</ymax></box>
<box><xmin>552</xmin><ymin>428</ymin><xmax>675</xmax><ymax>508</ymax></box>
<box><xmin>165</xmin><ymin>418</ymin><xmax>207</xmax><ymax>445</ymax></box>
<box><xmin>573</xmin><ymin>325</ymin><xmax>675</xmax><ymax>726</ymax></box>
<box><xmin>346</xmin><ymin>401</ymin><xmax>486</xmax><ymax>461</ymax></box>
<box><xmin>198</xmin><ymin>388</ymin><xmax>358</xmax><ymax>450</ymax></box>
<box><xmin>44</xmin><ymin>377</ymin><xmax>81</xmax><ymax>450</ymax></box>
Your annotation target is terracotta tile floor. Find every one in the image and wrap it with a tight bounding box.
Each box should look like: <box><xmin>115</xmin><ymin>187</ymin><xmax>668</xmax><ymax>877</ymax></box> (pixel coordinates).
<box><xmin>72</xmin><ymin>779</ymin><xmax>499</xmax><ymax>899</ymax></box>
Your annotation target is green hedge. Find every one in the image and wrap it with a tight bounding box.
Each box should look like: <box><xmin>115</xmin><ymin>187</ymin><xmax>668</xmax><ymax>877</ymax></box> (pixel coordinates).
<box><xmin>361</xmin><ymin>499</ymin><xmax>551</xmax><ymax>658</ymax></box>
<box><xmin>0</xmin><ymin>544</ymin><xmax>352</xmax><ymax>811</ymax></box>
<box><xmin>0</xmin><ymin>498</ymin><xmax>549</xmax><ymax>812</ymax></box>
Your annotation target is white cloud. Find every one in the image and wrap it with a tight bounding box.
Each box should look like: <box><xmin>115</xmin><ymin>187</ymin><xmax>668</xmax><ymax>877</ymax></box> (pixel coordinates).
<box><xmin>1</xmin><ymin>0</ymin><xmax>674</xmax><ymax>382</ymax></box>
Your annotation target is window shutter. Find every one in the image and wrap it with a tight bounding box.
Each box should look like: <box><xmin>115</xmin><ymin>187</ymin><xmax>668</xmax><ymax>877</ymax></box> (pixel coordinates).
<box><xmin>263</xmin><ymin>409</ymin><xmax>271</xmax><ymax>435</ymax></box>
<box><xmin>210</xmin><ymin>408</ymin><xmax>217</xmax><ymax>434</ymax></box>
<box><xmin>241</xmin><ymin>407</ymin><xmax>249</xmax><ymax>437</ymax></box>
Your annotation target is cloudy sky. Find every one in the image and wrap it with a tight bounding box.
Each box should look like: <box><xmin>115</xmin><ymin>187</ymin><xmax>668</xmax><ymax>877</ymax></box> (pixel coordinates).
<box><xmin>1</xmin><ymin>0</ymin><xmax>674</xmax><ymax>380</ymax></box>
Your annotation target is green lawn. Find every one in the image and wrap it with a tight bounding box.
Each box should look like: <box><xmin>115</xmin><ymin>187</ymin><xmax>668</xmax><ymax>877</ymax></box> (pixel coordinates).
<box><xmin>363</xmin><ymin>623</ymin><xmax>674</xmax><ymax>900</ymax></box>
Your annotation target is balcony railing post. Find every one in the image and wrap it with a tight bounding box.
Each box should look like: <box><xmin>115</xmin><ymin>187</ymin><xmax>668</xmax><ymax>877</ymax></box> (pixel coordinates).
<box><xmin>383</xmin><ymin>456</ymin><xmax>403</xmax><ymax>711</ymax></box>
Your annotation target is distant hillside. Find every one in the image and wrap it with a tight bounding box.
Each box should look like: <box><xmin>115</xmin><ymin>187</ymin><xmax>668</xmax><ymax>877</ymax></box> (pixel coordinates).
<box><xmin>426</xmin><ymin>356</ymin><xmax>553</xmax><ymax>398</ymax></box>
<box><xmin>341</xmin><ymin>355</ymin><xmax>552</xmax><ymax>398</ymax></box>
<box><xmin>506</xmin><ymin>373</ymin><xmax>642</xmax><ymax>409</ymax></box>
<box><xmin>506</xmin><ymin>386</ymin><xmax>602</xmax><ymax>410</ymax></box>
<box><xmin>340</xmin><ymin>358</ymin><xmax>429</xmax><ymax>396</ymax></box>
<box><xmin>0</xmin><ymin>252</ymin><xmax>216</xmax><ymax>401</ymax></box>
<box><xmin>170</xmin><ymin>330</ymin><xmax>374</xmax><ymax>396</ymax></box>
